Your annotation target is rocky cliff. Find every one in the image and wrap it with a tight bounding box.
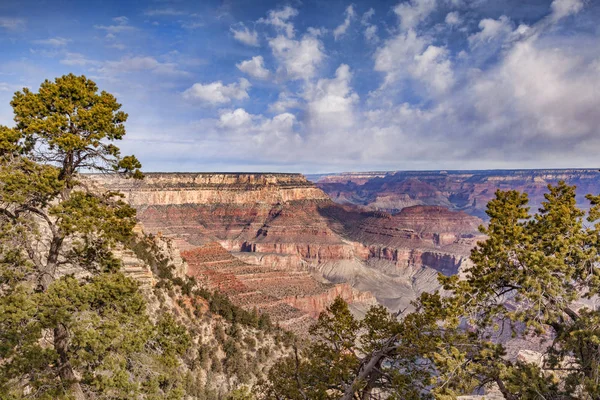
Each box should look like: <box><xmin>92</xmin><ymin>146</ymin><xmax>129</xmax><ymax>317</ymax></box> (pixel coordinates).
<box><xmin>310</xmin><ymin>169</ymin><xmax>600</xmax><ymax>220</ymax></box>
<box><xmin>91</xmin><ymin>173</ymin><xmax>481</xmax><ymax>317</ymax></box>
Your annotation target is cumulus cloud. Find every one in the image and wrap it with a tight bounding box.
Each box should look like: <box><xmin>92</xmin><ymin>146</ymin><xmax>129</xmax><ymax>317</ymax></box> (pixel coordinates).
<box><xmin>258</xmin><ymin>6</ymin><xmax>298</xmax><ymax>38</ymax></box>
<box><xmin>468</xmin><ymin>15</ymin><xmax>513</xmax><ymax>46</ymax></box>
<box><xmin>230</xmin><ymin>23</ymin><xmax>259</xmax><ymax>47</ymax></box>
<box><xmin>236</xmin><ymin>56</ymin><xmax>270</xmax><ymax>80</ymax></box>
<box><xmin>333</xmin><ymin>5</ymin><xmax>356</xmax><ymax>40</ymax></box>
<box><xmin>218</xmin><ymin>108</ymin><xmax>254</xmax><ymax>129</ymax></box>
<box><xmin>304</xmin><ymin>64</ymin><xmax>359</xmax><ymax>131</ymax></box>
<box><xmin>394</xmin><ymin>0</ymin><xmax>437</xmax><ymax>30</ymax></box>
<box><xmin>183</xmin><ymin>78</ymin><xmax>251</xmax><ymax>104</ymax></box>
<box><xmin>268</xmin><ymin>92</ymin><xmax>302</xmax><ymax>114</ymax></box>
<box><xmin>412</xmin><ymin>45</ymin><xmax>454</xmax><ymax>94</ymax></box>
<box><xmin>466</xmin><ymin>39</ymin><xmax>600</xmax><ymax>141</ymax></box>
<box><xmin>445</xmin><ymin>11</ymin><xmax>461</xmax><ymax>25</ymax></box>
<box><xmin>269</xmin><ymin>34</ymin><xmax>325</xmax><ymax>80</ymax></box>
<box><xmin>361</xmin><ymin>8</ymin><xmax>379</xmax><ymax>42</ymax></box>
<box><xmin>373</xmin><ymin>28</ymin><xmax>454</xmax><ymax>95</ymax></box>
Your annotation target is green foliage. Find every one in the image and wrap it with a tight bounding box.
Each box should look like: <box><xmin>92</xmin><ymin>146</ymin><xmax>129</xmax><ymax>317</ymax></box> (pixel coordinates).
<box><xmin>0</xmin><ymin>75</ymin><xmax>189</xmax><ymax>399</ymax></box>
<box><xmin>263</xmin><ymin>182</ymin><xmax>600</xmax><ymax>399</ymax></box>
<box><xmin>438</xmin><ymin>181</ymin><xmax>600</xmax><ymax>398</ymax></box>
<box><xmin>261</xmin><ymin>296</ymin><xmax>458</xmax><ymax>399</ymax></box>
<box><xmin>10</xmin><ymin>73</ymin><xmax>141</xmax><ymax>181</ymax></box>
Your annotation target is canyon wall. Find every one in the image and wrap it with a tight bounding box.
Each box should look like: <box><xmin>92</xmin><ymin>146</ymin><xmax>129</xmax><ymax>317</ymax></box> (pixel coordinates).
<box><xmin>309</xmin><ymin>169</ymin><xmax>600</xmax><ymax>219</ymax></box>
<box><xmin>91</xmin><ymin>173</ymin><xmax>481</xmax><ymax>321</ymax></box>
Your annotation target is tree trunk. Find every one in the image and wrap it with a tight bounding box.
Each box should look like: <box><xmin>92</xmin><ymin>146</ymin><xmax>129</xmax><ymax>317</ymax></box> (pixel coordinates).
<box><xmin>341</xmin><ymin>350</ymin><xmax>387</xmax><ymax>400</ymax></box>
<box><xmin>54</xmin><ymin>323</ymin><xmax>86</xmax><ymax>400</ymax></box>
<box><xmin>42</xmin><ymin>232</ymin><xmax>85</xmax><ymax>399</ymax></box>
<box><xmin>495</xmin><ymin>377</ymin><xmax>517</xmax><ymax>400</ymax></box>
<box><xmin>39</xmin><ymin>234</ymin><xmax>63</xmax><ymax>290</ymax></box>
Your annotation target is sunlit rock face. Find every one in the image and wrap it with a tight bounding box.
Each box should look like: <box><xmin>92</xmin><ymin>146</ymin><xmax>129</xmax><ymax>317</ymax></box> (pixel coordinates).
<box><xmin>90</xmin><ymin>172</ymin><xmax>482</xmax><ymax>322</ymax></box>
<box><xmin>310</xmin><ymin>169</ymin><xmax>600</xmax><ymax>220</ymax></box>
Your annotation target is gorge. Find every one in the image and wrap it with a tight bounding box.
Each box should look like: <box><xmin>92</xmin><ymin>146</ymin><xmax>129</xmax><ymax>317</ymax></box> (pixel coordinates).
<box><xmin>91</xmin><ymin>172</ymin><xmax>482</xmax><ymax>327</ymax></box>
<box><xmin>92</xmin><ymin>169</ymin><xmax>600</xmax><ymax>330</ymax></box>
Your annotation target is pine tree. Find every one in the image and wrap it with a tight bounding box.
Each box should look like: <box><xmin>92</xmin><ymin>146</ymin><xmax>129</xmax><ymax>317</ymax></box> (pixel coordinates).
<box><xmin>0</xmin><ymin>74</ymin><xmax>188</xmax><ymax>399</ymax></box>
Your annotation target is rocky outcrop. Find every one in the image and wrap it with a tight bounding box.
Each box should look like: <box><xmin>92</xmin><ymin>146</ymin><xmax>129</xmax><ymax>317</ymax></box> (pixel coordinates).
<box><xmin>310</xmin><ymin>169</ymin><xmax>600</xmax><ymax>219</ymax></box>
<box><xmin>89</xmin><ymin>173</ymin><xmax>330</xmax><ymax>205</ymax></box>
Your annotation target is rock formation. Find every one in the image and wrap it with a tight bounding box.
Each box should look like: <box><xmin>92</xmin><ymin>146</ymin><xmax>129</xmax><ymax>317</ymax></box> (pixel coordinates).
<box><xmin>90</xmin><ymin>173</ymin><xmax>481</xmax><ymax>322</ymax></box>
<box><xmin>310</xmin><ymin>169</ymin><xmax>600</xmax><ymax>220</ymax></box>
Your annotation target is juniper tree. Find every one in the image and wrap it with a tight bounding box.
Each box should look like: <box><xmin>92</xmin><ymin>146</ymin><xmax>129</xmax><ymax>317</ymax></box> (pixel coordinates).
<box><xmin>437</xmin><ymin>182</ymin><xmax>600</xmax><ymax>399</ymax></box>
<box><xmin>0</xmin><ymin>74</ymin><xmax>187</xmax><ymax>399</ymax></box>
<box><xmin>263</xmin><ymin>182</ymin><xmax>600</xmax><ymax>399</ymax></box>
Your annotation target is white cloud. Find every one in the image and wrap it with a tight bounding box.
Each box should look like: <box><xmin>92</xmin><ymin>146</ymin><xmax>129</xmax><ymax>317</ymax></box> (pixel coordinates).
<box><xmin>333</xmin><ymin>5</ymin><xmax>356</xmax><ymax>40</ymax></box>
<box><xmin>0</xmin><ymin>17</ymin><xmax>25</xmax><ymax>30</ymax></box>
<box><xmin>445</xmin><ymin>11</ymin><xmax>461</xmax><ymax>25</ymax></box>
<box><xmin>33</xmin><ymin>37</ymin><xmax>70</xmax><ymax>46</ymax></box>
<box><xmin>183</xmin><ymin>78</ymin><xmax>251</xmax><ymax>104</ymax></box>
<box><xmin>269</xmin><ymin>34</ymin><xmax>325</xmax><ymax>80</ymax></box>
<box><xmin>236</xmin><ymin>56</ymin><xmax>270</xmax><ymax>80</ymax></box>
<box><xmin>468</xmin><ymin>15</ymin><xmax>513</xmax><ymax>47</ymax></box>
<box><xmin>361</xmin><ymin>8</ymin><xmax>375</xmax><ymax>24</ymax></box>
<box><xmin>258</xmin><ymin>6</ymin><xmax>298</xmax><ymax>38</ymax></box>
<box><xmin>182</xmin><ymin>21</ymin><xmax>204</xmax><ymax>30</ymax></box>
<box><xmin>361</xmin><ymin>8</ymin><xmax>378</xmax><ymax>42</ymax></box>
<box><xmin>467</xmin><ymin>39</ymin><xmax>600</xmax><ymax>141</ymax></box>
<box><xmin>94</xmin><ymin>16</ymin><xmax>135</xmax><ymax>33</ymax></box>
<box><xmin>60</xmin><ymin>52</ymin><xmax>98</xmax><ymax>66</ymax></box>
<box><xmin>373</xmin><ymin>28</ymin><xmax>454</xmax><ymax>96</ymax></box>
<box><xmin>374</xmin><ymin>29</ymin><xmax>425</xmax><ymax>84</ymax></box>
<box><xmin>412</xmin><ymin>45</ymin><xmax>454</xmax><ymax>94</ymax></box>
<box><xmin>113</xmin><ymin>16</ymin><xmax>129</xmax><ymax>25</ymax></box>
<box><xmin>550</xmin><ymin>0</ymin><xmax>584</xmax><ymax>21</ymax></box>
<box><xmin>394</xmin><ymin>0</ymin><xmax>437</xmax><ymax>30</ymax></box>
<box><xmin>230</xmin><ymin>24</ymin><xmax>259</xmax><ymax>47</ymax></box>
<box><xmin>98</xmin><ymin>56</ymin><xmax>188</xmax><ymax>76</ymax></box>
<box><xmin>268</xmin><ymin>92</ymin><xmax>302</xmax><ymax>113</ymax></box>
<box><xmin>364</xmin><ymin>25</ymin><xmax>378</xmax><ymax>42</ymax></box>
<box><xmin>305</xmin><ymin>64</ymin><xmax>359</xmax><ymax>131</ymax></box>
<box><xmin>218</xmin><ymin>108</ymin><xmax>254</xmax><ymax>129</ymax></box>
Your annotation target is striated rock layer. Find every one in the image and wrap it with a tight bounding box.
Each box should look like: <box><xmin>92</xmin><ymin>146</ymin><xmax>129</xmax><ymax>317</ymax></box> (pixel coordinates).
<box><xmin>90</xmin><ymin>172</ymin><xmax>481</xmax><ymax>317</ymax></box>
<box><xmin>309</xmin><ymin>169</ymin><xmax>600</xmax><ymax>220</ymax></box>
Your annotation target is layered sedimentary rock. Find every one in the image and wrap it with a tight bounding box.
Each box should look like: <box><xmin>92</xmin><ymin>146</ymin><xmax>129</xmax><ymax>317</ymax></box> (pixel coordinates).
<box><xmin>316</xmin><ymin>204</ymin><xmax>482</xmax><ymax>310</ymax></box>
<box><xmin>181</xmin><ymin>242</ymin><xmax>374</xmax><ymax>330</ymax></box>
<box><xmin>91</xmin><ymin>172</ymin><xmax>481</xmax><ymax>317</ymax></box>
<box><xmin>310</xmin><ymin>169</ymin><xmax>600</xmax><ymax>219</ymax></box>
<box><xmin>90</xmin><ymin>173</ymin><xmax>378</xmax><ymax>327</ymax></box>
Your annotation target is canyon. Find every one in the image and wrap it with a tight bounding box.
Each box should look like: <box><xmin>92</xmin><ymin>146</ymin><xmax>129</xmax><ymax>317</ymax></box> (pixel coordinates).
<box><xmin>93</xmin><ymin>169</ymin><xmax>600</xmax><ymax>331</ymax></box>
<box><xmin>309</xmin><ymin>169</ymin><xmax>600</xmax><ymax>220</ymax></box>
<box><xmin>91</xmin><ymin>172</ymin><xmax>482</xmax><ymax>327</ymax></box>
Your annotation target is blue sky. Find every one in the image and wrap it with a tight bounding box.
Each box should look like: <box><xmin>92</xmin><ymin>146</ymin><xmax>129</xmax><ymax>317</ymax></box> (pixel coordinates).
<box><xmin>0</xmin><ymin>0</ymin><xmax>599</xmax><ymax>173</ymax></box>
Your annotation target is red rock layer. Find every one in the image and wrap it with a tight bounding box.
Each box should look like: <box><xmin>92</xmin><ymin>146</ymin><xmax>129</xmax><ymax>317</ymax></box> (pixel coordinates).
<box><xmin>312</xmin><ymin>169</ymin><xmax>600</xmax><ymax>219</ymax></box>
<box><xmin>182</xmin><ymin>242</ymin><xmax>375</xmax><ymax>327</ymax></box>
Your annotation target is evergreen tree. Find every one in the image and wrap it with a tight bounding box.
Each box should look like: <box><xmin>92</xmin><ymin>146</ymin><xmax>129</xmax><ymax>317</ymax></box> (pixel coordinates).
<box><xmin>0</xmin><ymin>75</ymin><xmax>187</xmax><ymax>399</ymax></box>
<box><xmin>263</xmin><ymin>182</ymin><xmax>600</xmax><ymax>399</ymax></box>
<box><xmin>438</xmin><ymin>182</ymin><xmax>600</xmax><ymax>399</ymax></box>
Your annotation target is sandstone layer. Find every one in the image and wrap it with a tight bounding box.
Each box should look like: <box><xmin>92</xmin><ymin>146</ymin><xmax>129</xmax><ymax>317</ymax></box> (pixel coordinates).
<box><xmin>91</xmin><ymin>173</ymin><xmax>481</xmax><ymax>318</ymax></box>
<box><xmin>309</xmin><ymin>169</ymin><xmax>600</xmax><ymax>220</ymax></box>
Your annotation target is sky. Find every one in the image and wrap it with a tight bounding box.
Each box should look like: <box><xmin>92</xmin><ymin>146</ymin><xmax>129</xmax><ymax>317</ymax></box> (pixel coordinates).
<box><xmin>0</xmin><ymin>0</ymin><xmax>599</xmax><ymax>173</ymax></box>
